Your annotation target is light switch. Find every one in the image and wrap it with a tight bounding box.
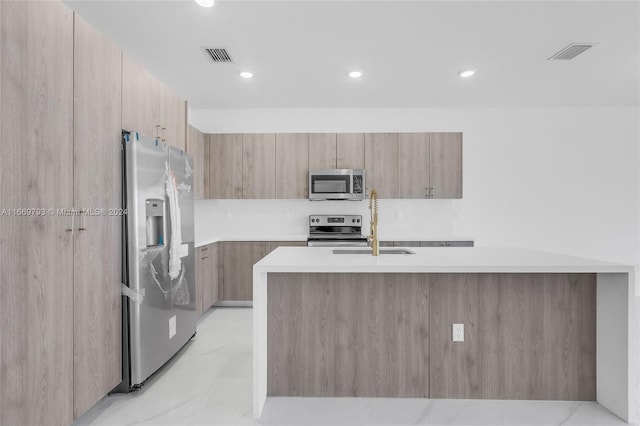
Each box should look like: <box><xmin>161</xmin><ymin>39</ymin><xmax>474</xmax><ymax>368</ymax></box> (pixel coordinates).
<box><xmin>452</xmin><ymin>323</ymin><xmax>464</xmax><ymax>342</ymax></box>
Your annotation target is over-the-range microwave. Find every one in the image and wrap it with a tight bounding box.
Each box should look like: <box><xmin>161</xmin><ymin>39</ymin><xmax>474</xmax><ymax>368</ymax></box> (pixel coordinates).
<box><xmin>308</xmin><ymin>169</ymin><xmax>365</xmax><ymax>201</ymax></box>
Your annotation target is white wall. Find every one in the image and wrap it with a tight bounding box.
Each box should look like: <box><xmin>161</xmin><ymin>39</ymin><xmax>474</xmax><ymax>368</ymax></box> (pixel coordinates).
<box><xmin>191</xmin><ymin>107</ymin><xmax>639</xmax><ymax>266</ymax></box>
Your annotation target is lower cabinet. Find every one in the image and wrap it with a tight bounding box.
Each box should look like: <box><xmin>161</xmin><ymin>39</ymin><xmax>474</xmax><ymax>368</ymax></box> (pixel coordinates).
<box><xmin>195</xmin><ymin>243</ymin><xmax>222</xmax><ymax>316</ymax></box>
<box><xmin>222</xmin><ymin>242</ymin><xmax>267</xmax><ymax>301</ymax></box>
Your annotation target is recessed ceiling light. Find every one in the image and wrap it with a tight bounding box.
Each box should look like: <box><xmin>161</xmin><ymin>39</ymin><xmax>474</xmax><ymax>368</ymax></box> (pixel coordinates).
<box><xmin>458</xmin><ymin>69</ymin><xmax>476</xmax><ymax>78</ymax></box>
<box><xmin>349</xmin><ymin>71</ymin><xmax>363</xmax><ymax>78</ymax></box>
<box><xmin>240</xmin><ymin>71</ymin><xmax>253</xmax><ymax>79</ymax></box>
<box><xmin>194</xmin><ymin>0</ymin><xmax>214</xmax><ymax>7</ymax></box>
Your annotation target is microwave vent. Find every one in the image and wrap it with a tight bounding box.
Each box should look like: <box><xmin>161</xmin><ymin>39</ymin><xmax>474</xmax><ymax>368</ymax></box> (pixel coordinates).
<box><xmin>203</xmin><ymin>47</ymin><xmax>233</xmax><ymax>63</ymax></box>
<box><xmin>548</xmin><ymin>43</ymin><xmax>595</xmax><ymax>60</ymax></box>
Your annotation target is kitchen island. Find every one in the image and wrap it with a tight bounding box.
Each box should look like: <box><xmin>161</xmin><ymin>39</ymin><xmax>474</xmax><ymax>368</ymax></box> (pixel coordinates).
<box><xmin>253</xmin><ymin>247</ymin><xmax>636</xmax><ymax>423</ymax></box>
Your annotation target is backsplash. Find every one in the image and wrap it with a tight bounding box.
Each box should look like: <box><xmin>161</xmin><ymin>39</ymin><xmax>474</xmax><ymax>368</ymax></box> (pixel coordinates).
<box><xmin>195</xmin><ymin>198</ymin><xmax>462</xmax><ymax>240</ymax></box>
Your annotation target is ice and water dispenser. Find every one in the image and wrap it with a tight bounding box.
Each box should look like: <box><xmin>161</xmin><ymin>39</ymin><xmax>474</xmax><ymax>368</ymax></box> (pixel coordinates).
<box><xmin>146</xmin><ymin>199</ymin><xmax>165</xmax><ymax>247</ymax></box>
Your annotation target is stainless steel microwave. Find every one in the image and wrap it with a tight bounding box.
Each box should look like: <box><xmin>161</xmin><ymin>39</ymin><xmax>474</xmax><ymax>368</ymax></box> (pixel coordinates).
<box><xmin>308</xmin><ymin>169</ymin><xmax>365</xmax><ymax>201</ymax></box>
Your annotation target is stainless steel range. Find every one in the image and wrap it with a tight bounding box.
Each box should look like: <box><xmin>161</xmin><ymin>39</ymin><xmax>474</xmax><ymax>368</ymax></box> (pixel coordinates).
<box><xmin>307</xmin><ymin>215</ymin><xmax>368</xmax><ymax>247</ymax></box>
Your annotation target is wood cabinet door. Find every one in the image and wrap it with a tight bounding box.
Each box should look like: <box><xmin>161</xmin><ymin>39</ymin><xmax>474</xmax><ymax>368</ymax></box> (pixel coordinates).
<box><xmin>195</xmin><ymin>246</ymin><xmax>207</xmax><ymax>316</ymax></box>
<box><xmin>364</xmin><ymin>133</ymin><xmax>399</xmax><ymax>198</ymax></box>
<box><xmin>187</xmin><ymin>125</ymin><xmax>206</xmax><ymax>200</ymax></box>
<box><xmin>398</xmin><ymin>133</ymin><xmax>430</xmax><ymax>199</ymax></box>
<box><xmin>265</xmin><ymin>241</ymin><xmax>307</xmax><ymax>255</ymax></box>
<box><xmin>309</xmin><ymin>133</ymin><xmax>337</xmax><ymax>169</ymax></box>
<box><xmin>0</xmin><ymin>2</ymin><xmax>74</xmax><ymax>425</ymax></box>
<box><xmin>72</xmin><ymin>13</ymin><xmax>122</xmax><ymax>420</ymax></box>
<box><xmin>276</xmin><ymin>133</ymin><xmax>309</xmax><ymax>199</ymax></box>
<box><xmin>223</xmin><ymin>242</ymin><xmax>266</xmax><ymax>300</ymax></box>
<box><xmin>205</xmin><ymin>243</ymin><xmax>219</xmax><ymax>309</ymax></box>
<box><xmin>243</xmin><ymin>134</ymin><xmax>276</xmax><ymax>199</ymax></box>
<box><xmin>337</xmin><ymin>133</ymin><xmax>364</xmax><ymax>169</ymax></box>
<box><xmin>159</xmin><ymin>84</ymin><xmax>186</xmax><ymax>151</ymax></box>
<box><xmin>122</xmin><ymin>53</ymin><xmax>157</xmax><ymax>139</ymax></box>
<box><xmin>209</xmin><ymin>134</ymin><xmax>243</xmax><ymax>199</ymax></box>
<box><xmin>429</xmin><ymin>132</ymin><xmax>462</xmax><ymax>199</ymax></box>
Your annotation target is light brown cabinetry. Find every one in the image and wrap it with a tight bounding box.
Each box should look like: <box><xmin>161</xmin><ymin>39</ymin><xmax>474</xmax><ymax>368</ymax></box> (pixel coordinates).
<box><xmin>72</xmin><ymin>13</ymin><xmax>122</xmax><ymax>419</ymax></box>
<box><xmin>243</xmin><ymin>134</ymin><xmax>276</xmax><ymax>199</ymax></box>
<box><xmin>222</xmin><ymin>242</ymin><xmax>267</xmax><ymax>301</ymax></box>
<box><xmin>187</xmin><ymin>125</ymin><xmax>207</xmax><ymax>199</ymax></box>
<box><xmin>398</xmin><ymin>133</ymin><xmax>430</xmax><ymax>198</ymax></box>
<box><xmin>309</xmin><ymin>133</ymin><xmax>337</xmax><ymax>169</ymax></box>
<box><xmin>276</xmin><ymin>133</ymin><xmax>309</xmax><ymax>198</ymax></box>
<box><xmin>337</xmin><ymin>133</ymin><xmax>365</xmax><ymax>169</ymax></box>
<box><xmin>122</xmin><ymin>54</ymin><xmax>186</xmax><ymax>150</ymax></box>
<box><xmin>364</xmin><ymin>133</ymin><xmax>399</xmax><ymax>198</ymax></box>
<box><xmin>0</xmin><ymin>2</ymin><xmax>75</xmax><ymax>425</ymax></box>
<box><xmin>195</xmin><ymin>243</ymin><xmax>222</xmax><ymax>316</ymax></box>
<box><xmin>265</xmin><ymin>241</ymin><xmax>307</xmax><ymax>254</ymax></box>
<box><xmin>209</xmin><ymin>134</ymin><xmax>243</xmax><ymax>199</ymax></box>
<box><xmin>429</xmin><ymin>132</ymin><xmax>462</xmax><ymax>199</ymax></box>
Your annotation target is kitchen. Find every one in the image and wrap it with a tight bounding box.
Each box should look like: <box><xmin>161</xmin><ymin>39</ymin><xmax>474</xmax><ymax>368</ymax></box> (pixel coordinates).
<box><xmin>0</xmin><ymin>1</ymin><xmax>638</xmax><ymax>425</ymax></box>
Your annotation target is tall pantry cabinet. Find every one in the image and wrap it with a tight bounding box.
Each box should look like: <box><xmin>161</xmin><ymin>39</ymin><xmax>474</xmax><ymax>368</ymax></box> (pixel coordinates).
<box><xmin>0</xmin><ymin>2</ymin><xmax>75</xmax><ymax>425</ymax></box>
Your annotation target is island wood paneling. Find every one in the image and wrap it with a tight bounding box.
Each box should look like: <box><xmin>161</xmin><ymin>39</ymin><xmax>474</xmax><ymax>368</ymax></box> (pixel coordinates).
<box><xmin>72</xmin><ymin>13</ymin><xmax>122</xmax><ymax>419</ymax></box>
<box><xmin>0</xmin><ymin>2</ymin><xmax>75</xmax><ymax>425</ymax></box>
<box><xmin>267</xmin><ymin>273</ymin><xmax>430</xmax><ymax>397</ymax></box>
<box><xmin>309</xmin><ymin>133</ymin><xmax>337</xmax><ymax>169</ymax></box>
<box><xmin>429</xmin><ymin>273</ymin><xmax>596</xmax><ymax>401</ymax></box>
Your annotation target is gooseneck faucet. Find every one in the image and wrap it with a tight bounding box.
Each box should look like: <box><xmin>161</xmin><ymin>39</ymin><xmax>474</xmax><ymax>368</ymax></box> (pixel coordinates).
<box><xmin>368</xmin><ymin>188</ymin><xmax>379</xmax><ymax>256</ymax></box>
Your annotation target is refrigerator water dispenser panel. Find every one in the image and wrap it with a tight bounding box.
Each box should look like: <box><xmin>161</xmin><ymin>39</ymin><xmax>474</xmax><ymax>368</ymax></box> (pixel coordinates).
<box><xmin>145</xmin><ymin>199</ymin><xmax>165</xmax><ymax>247</ymax></box>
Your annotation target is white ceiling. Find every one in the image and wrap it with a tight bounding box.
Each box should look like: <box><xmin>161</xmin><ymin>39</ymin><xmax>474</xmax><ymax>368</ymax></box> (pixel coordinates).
<box><xmin>65</xmin><ymin>1</ymin><xmax>640</xmax><ymax>108</ymax></box>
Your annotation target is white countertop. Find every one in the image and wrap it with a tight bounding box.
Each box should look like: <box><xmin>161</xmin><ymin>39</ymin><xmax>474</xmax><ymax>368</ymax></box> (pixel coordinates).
<box><xmin>195</xmin><ymin>234</ymin><xmax>474</xmax><ymax>247</ymax></box>
<box><xmin>254</xmin><ymin>246</ymin><xmax>633</xmax><ymax>274</ymax></box>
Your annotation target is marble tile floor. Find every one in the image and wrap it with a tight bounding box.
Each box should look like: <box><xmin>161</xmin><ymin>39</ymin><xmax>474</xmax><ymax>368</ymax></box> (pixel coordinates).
<box><xmin>74</xmin><ymin>307</ymin><xmax>629</xmax><ymax>426</ymax></box>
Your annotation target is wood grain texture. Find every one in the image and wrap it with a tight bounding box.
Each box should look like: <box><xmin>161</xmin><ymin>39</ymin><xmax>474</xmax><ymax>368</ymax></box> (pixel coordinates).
<box><xmin>72</xmin><ymin>13</ymin><xmax>122</xmax><ymax>420</ymax></box>
<box><xmin>195</xmin><ymin>246</ymin><xmax>208</xmax><ymax>317</ymax></box>
<box><xmin>429</xmin><ymin>132</ymin><xmax>462</xmax><ymax>199</ymax></box>
<box><xmin>364</xmin><ymin>133</ymin><xmax>399</xmax><ymax>198</ymax></box>
<box><xmin>243</xmin><ymin>134</ymin><xmax>276</xmax><ymax>199</ymax></box>
<box><xmin>186</xmin><ymin>125</ymin><xmax>206</xmax><ymax>199</ymax></box>
<box><xmin>336</xmin><ymin>133</ymin><xmax>364</xmax><ymax>169</ymax></box>
<box><xmin>309</xmin><ymin>133</ymin><xmax>337</xmax><ymax>169</ymax></box>
<box><xmin>398</xmin><ymin>133</ymin><xmax>430</xmax><ymax>198</ymax></box>
<box><xmin>159</xmin><ymin>84</ymin><xmax>186</xmax><ymax>151</ymax></box>
<box><xmin>222</xmin><ymin>242</ymin><xmax>266</xmax><ymax>300</ymax></box>
<box><xmin>267</xmin><ymin>273</ymin><xmax>429</xmax><ymax>397</ymax></box>
<box><xmin>275</xmin><ymin>133</ymin><xmax>309</xmax><ymax>199</ymax></box>
<box><xmin>265</xmin><ymin>241</ymin><xmax>307</xmax><ymax>255</ymax></box>
<box><xmin>0</xmin><ymin>2</ymin><xmax>74</xmax><ymax>425</ymax></box>
<box><xmin>429</xmin><ymin>273</ymin><xmax>596</xmax><ymax>401</ymax></box>
<box><xmin>204</xmin><ymin>243</ymin><xmax>219</xmax><ymax>309</ymax></box>
<box><xmin>208</xmin><ymin>134</ymin><xmax>242</xmax><ymax>199</ymax></box>
<box><xmin>122</xmin><ymin>53</ymin><xmax>157</xmax><ymax>138</ymax></box>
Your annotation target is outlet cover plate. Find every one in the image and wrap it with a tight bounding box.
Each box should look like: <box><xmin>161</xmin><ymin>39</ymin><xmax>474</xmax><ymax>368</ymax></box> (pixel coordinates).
<box><xmin>453</xmin><ymin>323</ymin><xmax>464</xmax><ymax>342</ymax></box>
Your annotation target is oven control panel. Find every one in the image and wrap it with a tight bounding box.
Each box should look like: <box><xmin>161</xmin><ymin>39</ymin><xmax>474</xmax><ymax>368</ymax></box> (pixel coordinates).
<box><xmin>309</xmin><ymin>215</ymin><xmax>362</xmax><ymax>226</ymax></box>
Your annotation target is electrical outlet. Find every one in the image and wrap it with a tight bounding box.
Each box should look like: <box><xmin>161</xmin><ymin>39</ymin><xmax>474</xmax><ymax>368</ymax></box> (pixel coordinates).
<box><xmin>452</xmin><ymin>323</ymin><xmax>464</xmax><ymax>342</ymax></box>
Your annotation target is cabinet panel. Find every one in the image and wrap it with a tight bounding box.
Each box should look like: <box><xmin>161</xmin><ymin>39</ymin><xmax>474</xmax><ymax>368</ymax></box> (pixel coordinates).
<box><xmin>195</xmin><ymin>246</ymin><xmax>208</xmax><ymax>317</ymax></box>
<box><xmin>337</xmin><ymin>133</ymin><xmax>364</xmax><ymax>169</ymax></box>
<box><xmin>398</xmin><ymin>133</ymin><xmax>430</xmax><ymax>199</ymax></box>
<box><xmin>430</xmin><ymin>273</ymin><xmax>596</xmax><ymax>400</ymax></box>
<box><xmin>429</xmin><ymin>133</ymin><xmax>462</xmax><ymax>199</ymax></box>
<box><xmin>160</xmin><ymin>85</ymin><xmax>186</xmax><ymax>151</ymax></box>
<box><xmin>364</xmin><ymin>133</ymin><xmax>399</xmax><ymax>198</ymax></box>
<box><xmin>209</xmin><ymin>134</ymin><xmax>243</xmax><ymax>199</ymax></box>
<box><xmin>223</xmin><ymin>242</ymin><xmax>266</xmax><ymax>300</ymax></box>
<box><xmin>309</xmin><ymin>133</ymin><xmax>337</xmax><ymax>169</ymax></box>
<box><xmin>0</xmin><ymin>2</ymin><xmax>74</xmax><ymax>425</ymax></box>
<box><xmin>265</xmin><ymin>241</ymin><xmax>307</xmax><ymax>255</ymax></box>
<box><xmin>122</xmin><ymin>53</ymin><xmax>157</xmax><ymax>139</ymax></box>
<box><xmin>187</xmin><ymin>125</ymin><xmax>206</xmax><ymax>200</ymax></box>
<box><xmin>243</xmin><ymin>134</ymin><xmax>276</xmax><ymax>199</ymax></box>
<box><xmin>276</xmin><ymin>133</ymin><xmax>309</xmax><ymax>199</ymax></box>
<box><xmin>72</xmin><ymin>13</ymin><xmax>122</xmax><ymax>419</ymax></box>
<box><xmin>204</xmin><ymin>243</ymin><xmax>220</xmax><ymax>309</ymax></box>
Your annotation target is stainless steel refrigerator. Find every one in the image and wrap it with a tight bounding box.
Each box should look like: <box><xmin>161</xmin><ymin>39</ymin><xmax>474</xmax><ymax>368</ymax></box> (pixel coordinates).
<box><xmin>119</xmin><ymin>131</ymin><xmax>196</xmax><ymax>391</ymax></box>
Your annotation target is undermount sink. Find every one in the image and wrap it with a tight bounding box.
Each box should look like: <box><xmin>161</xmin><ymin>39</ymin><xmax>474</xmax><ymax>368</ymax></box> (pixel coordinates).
<box><xmin>332</xmin><ymin>248</ymin><xmax>415</xmax><ymax>255</ymax></box>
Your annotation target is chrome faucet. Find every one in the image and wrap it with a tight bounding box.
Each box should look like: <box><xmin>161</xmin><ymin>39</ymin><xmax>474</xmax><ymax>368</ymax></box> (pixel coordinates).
<box><xmin>368</xmin><ymin>188</ymin><xmax>379</xmax><ymax>256</ymax></box>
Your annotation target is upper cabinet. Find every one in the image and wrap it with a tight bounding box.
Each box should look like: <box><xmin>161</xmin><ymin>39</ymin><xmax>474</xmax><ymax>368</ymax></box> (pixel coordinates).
<box><xmin>429</xmin><ymin>132</ymin><xmax>462</xmax><ymax>199</ymax></box>
<box><xmin>364</xmin><ymin>133</ymin><xmax>399</xmax><ymax>198</ymax></box>
<box><xmin>276</xmin><ymin>133</ymin><xmax>309</xmax><ymax>198</ymax></box>
<box><xmin>186</xmin><ymin>125</ymin><xmax>207</xmax><ymax>199</ymax></box>
<box><xmin>122</xmin><ymin>54</ymin><xmax>186</xmax><ymax>150</ymax></box>
<box><xmin>243</xmin><ymin>133</ymin><xmax>276</xmax><ymax>199</ymax></box>
<box><xmin>209</xmin><ymin>134</ymin><xmax>243</xmax><ymax>199</ymax></box>
<box><xmin>309</xmin><ymin>133</ymin><xmax>337</xmax><ymax>169</ymax></box>
<box><xmin>202</xmin><ymin>132</ymin><xmax>462</xmax><ymax>200</ymax></box>
<box><xmin>337</xmin><ymin>133</ymin><xmax>365</xmax><ymax>169</ymax></box>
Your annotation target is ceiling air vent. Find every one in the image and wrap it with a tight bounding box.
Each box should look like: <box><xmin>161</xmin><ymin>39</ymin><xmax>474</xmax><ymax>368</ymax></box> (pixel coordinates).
<box><xmin>203</xmin><ymin>47</ymin><xmax>233</xmax><ymax>63</ymax></box>
<box><xmin>548</xmin><ymin>43</ymin><xmax>595</xmax><ymax>60</ymax></box>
